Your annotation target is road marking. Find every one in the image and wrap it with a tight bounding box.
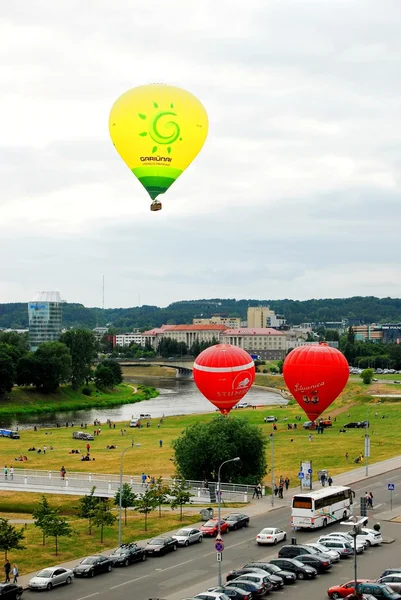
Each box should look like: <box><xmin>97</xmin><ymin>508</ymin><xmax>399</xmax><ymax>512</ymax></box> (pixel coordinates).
<box><xmin>76</xmin><ymin>594</ymin><xmax>99</xmax><ymax>600</ymax></box>
<box><xmin>109</xmin><ymin>574</ymin><xmax>149</xmax><ymax>589</ymax></box>
<box><xmin>375</xmin><ymin>503</ymin><xmax>383</xmax><ymax>508</ymax></box>
<box><xmin>159</xmin><ymin>558</ymin><xmax>198</xmax><ymax>572</ymax></box>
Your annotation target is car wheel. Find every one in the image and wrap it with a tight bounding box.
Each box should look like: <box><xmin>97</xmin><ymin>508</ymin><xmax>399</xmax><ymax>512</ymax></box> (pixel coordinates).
<box><xmin>245</xmin><ymin>521</ymin><xmax>249</xmax><ymax>527</ymax></box>
<box><xmin>274</xmin><ymin>538</ymin><xmax>277</xmax><ymax>545</ymax></box>
<box><xmin>198</xmin><ymin>536</ymin><xmax>203</xmax><ymax>543</ymax></box>
<box><xmin>16</xmin><ymin>594</ymin><xmax>22</xmax><ymax>600</ymax></box>
<box><xmin>331</xmin><ymin>593</ymin><xmax>340</xmax><ymax>599</ymax></box>
<box><xmin>185</xmin><ymin>540</ymin><xmax>189</xmax><ymax>547</ymax></box>
<box><xmin>124</xmin><ymin>559</ymin><xmax>129</xmax><ymax>567</ymax></box>
<box><xmin>107</xmin><ymin>564</ymin><xmax>112</xmax><ymax>572</ymax></box>
<box><xmin>90</xmin><ymin>570</ymin><xmax>95</xmax><ymax>578</ymax></box>
<box><xmin>142</xmin><ymin>553</ymin><xmax>147</xmax><ymax>561</ymax></box>
<box><xmin>47</xmin><ymin>583</ymin><xmax>53</xmax><ymax>590</ymax></box>
<box><xmin>297</xmin><ymin>572</ymin><xmax>305</xmax><ymax>580</ymax></box>
<box><xmin>173</xmin><ymin>545</ymin><xmax>177</xmax><ymax>551</ymax></box>
<box><xmin>66</xmin><ymin>576</ymin><xmax>72</xmax><ymax>585</ymax></box>
<box><xmin>283</xmin><ymin>533</ymin><xmax>287</xmax><ymax>541</ymax></box>
<box><xmin>366</xmin><ymin>540</ymin><xmax>371</xmax><ymax>547</ymax></box>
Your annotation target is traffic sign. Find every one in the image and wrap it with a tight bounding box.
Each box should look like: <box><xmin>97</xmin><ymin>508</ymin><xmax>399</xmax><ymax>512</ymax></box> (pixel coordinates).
<box><xmin>308</xmin><ymin>469</ymin><xmax>312</xmax><ymax>474</ymax></box>
<box><xmin>298</xmin><ymin>472</ymin><xmax>304</xmax><ymax>479</ymax></box>
<box><xmin>388</xmin><ymin>483</ymin><xmax>395</xmax><ymax>491</ymax></box>
<box><xmin>216</xmin><ymin>552</ymin><xmax>222</xmax><ymax>562</ymax></box>
<box><xmin>215</xmin><ymin>540</ymin><xmax>224</xmax><ymax>552</ymax></box>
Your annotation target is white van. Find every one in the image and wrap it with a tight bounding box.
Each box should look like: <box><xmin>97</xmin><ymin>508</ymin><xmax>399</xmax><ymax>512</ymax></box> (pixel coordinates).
<box><xmin>130</xmin><ymin>418</ymin><xmax>141</xmax><ymax>428</ymax></box>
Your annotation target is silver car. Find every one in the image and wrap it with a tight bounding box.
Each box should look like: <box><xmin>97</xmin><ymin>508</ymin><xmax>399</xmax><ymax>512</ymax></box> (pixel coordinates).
<box><xmin>377</xmin><ymin>575</ymin><xmax>401</xmax><ymax>593</ymax></box>
<box><xmin>173</xmin><ymin>527</ymin><xmax>203</xmax><ymax>546</ymax></box>
<box><xmin>28</xmin><ymin>566</ymin><xmax>74</xmax><ymax>590</ymax></box>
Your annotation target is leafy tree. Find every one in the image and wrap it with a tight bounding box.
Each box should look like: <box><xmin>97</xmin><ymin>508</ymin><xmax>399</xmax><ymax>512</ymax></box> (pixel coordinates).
<box><xmin>92</xmin><ymin>500</ymin><xmax>116</xmax><ymax>543</ymax></box>
<box><xmin>94</xmin><ymin>363</ymin><xmax>115</xmax><ymax>389</ymax></box>
<box><xmin>60</xmin><ymin>329</ymin><xmax>96</xmax><ymax>390</ymax></box>
<box><xmin>170</xmin><ymin>478</ymin><xmax>192</xmax><ymax>521</ymax></box>
<box><xmin>32</xmin><ymin>495</ymin><xmax>55</xmax><ymax>545</ymax></box>
<box><xmin>360</xmin><ymin>368</ymin><xmax>374</xmax><ymax>384</ymax></box>
<box><xmin>114</xmin><ymin>483</ymin><xmax>136</xmax><ymax>525</ymax></box>
<box><xmin>33</xmin><ymin>342</ymin><xmax>72</xmax><ymax>392</ymax></box>
<box><xmin>0</xmin><ymin>518</ymin><xmax>25</xmax><ymax>560</ymax></box>
<box><xmin>277</xmin><ymin>360</ymin><xmax>284</xmax><ymax>374</ymax></box>
<box><xmin>150</xmin><ymin>477</ymin><xmax>171</xmax><ymax>518</ymax></box>
<box><xmin>133</xmin><ymin>490</ymin><xmax>157</xmax><ymax>531</ymax></box>
<box><xmin>0</xmin><ymin>344</ymin><xmax>16</xmax><ymax>399</ymax></box>
<box><xmin>105</xmin><ymin>359</ymin><xmax>123</xmax><ymax>385</ymax></box>
<box><xmin>347</xmin><ymin>326</ymin><xmax>355</xmax><ymax>344</ymax></box>
<box><xmin>172</xmin><ymin>416</ymin><xmax>268</xmax><ymax>484</ymax></box>
<box><xmin>0</xmin><ymin>331</ymin><xmax>29</xmax><ymax>355</ymax></box>
<box><xmin>76</xmin><ymin>487</ymin><xmax>99</xmax><ymax>535</ymax></box>
<box><xmin>41</xmin><ymin>513</ymin><xmax>72</xmax><ymax>555</ymax></box>
<box><xmin>16</xmin><ymin>353</ymin><xmax>39</xmax><ymax>387</ymax></box>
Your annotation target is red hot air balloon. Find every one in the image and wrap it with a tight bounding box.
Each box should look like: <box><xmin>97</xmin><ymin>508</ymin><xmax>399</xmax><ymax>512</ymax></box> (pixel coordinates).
<box><xmin>283</xmin><ymin>343</ymin><xmax>349</xmax><ymax>422</ymax></box>
<box><xmin>193</xmin><ymin>344</ymin><xmax>255</xmax><ymax>415</ymax></box>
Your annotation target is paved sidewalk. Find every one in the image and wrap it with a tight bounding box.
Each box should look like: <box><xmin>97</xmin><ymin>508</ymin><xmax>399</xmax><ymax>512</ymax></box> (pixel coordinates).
<box><xmin>14</xmin><ymin>453</ymin><xmax>401</xmax><ymax>590</ymax></box>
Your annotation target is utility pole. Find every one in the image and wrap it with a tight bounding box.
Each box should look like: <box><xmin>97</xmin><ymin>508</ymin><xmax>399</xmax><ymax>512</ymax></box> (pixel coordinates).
<box><xmin>270</xmin><ymin>433</ymin><xmax>274</xmax><ymax>507</ymax></box>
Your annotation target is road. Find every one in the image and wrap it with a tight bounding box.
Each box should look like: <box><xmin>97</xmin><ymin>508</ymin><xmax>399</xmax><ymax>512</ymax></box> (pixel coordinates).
<box><xmin>22</xmin><ymin>469</ymin><xmax>401</xmax><ymax>600</ymax></box>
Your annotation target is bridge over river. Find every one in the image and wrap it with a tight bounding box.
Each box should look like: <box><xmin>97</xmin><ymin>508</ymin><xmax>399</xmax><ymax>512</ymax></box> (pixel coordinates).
<box><xmin>0</xmin><ymin>468</ymin><xmax>256</xmax><ymax>503</ymax></box>
<box><xmin>119</xmin><ymin>359</ymin><xmax>194</xmax><ymax>377</ymax></box>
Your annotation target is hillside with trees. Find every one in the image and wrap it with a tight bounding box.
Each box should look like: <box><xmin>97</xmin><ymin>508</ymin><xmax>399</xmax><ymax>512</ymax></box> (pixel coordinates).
<box><xmin>2</xmin><ymin>296</ymin><xmax>401</xmax><ymax>331</ymax></box>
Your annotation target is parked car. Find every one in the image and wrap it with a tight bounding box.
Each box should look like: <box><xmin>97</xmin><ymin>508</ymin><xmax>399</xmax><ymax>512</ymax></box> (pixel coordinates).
<box><xmin>173</xmin><ymin>528</ymin><xmax>203</xmax><ymax>546</ymax></box>
<box><xmin>233</xmin><ymin>575</ymin><xmax>273</xmax><ymax>594</ymax></box>
<box><xmin>344</xmin><ymin>422</ymin><xmax>360</xmax><ymax>429</ymax></box>
<box><xmin>359</xmin><ymin>527</ymin><xmax>383</xmax><ymax>546</ymax></box>
<box><xmin>296</xmin><ymin>554</ymin><xmax>332</xmax><ymax>573</ymax></box>
<box><xmin>243</xmin><ymin>562</ymin><xmax>296</xmax><ymax>584</ymax></box>
<box><xmin>224</xmin><ymin>513</ymin><xmax>250</xmax><ymax>530</ymax></box>
<box><xmin>305</xmin><ymin>542</ymin><xmax>340</xmax><ymax>562</ymax></box>
<box><xmin>28</xmin><ymin>567</ymin><xmax>73</xmax><ymax>590</ymax></box>
<box><xmin>109</xmin><ymin>543</ymin><xmax>147</xmax><ymax>566</ymax></box>
<box><xmin>193</xmin><ymin>593</ymin><xmax>230</xmax><ymax>600</ymax></box>
<box><xmin>278</xmin><ymin>544</ymin><xmax>332</xmax><ymax>562</ymax></box>
<box><xmin>265</xmin><ymin>416</ymin><xmax>278</xmax><ymax>422</ymax></box>
<box><xmin>145</xmin><ymin>536</ymin><xmax>177</xmax><ymax>556</ymax></box>
<box><xmin>381</xmin><ymin>570</ymin><xmax>401</xmax><ymax>579</ymax></box>
<box><xmin>356</xmin><ymin>582</ymin><xmax>401</xmax><ymax>599</ymax></box>
<box><xmin>319</xmin><ymin>532</ymin><xmax>366</xmax><ymax>551</ymax></box>
<box><xmin>226</xmin><ymin>568</ymin><xmax>283</xmax><ymax>589</ymax></box>
<box><xmin>73</xmin><ymin>555</ymin><xmax>113</xmax><ymax>577</ymax></box>
<box><xmin>318</xmin><ymin>536</ymin><xmax>360</xmax><ymax>556</ymax></box>
<box><xmin>72</xmin><ymin>431</ymin><xmax>94</xmax><ymax>441</ymax></box>
<box><xmin>200</xmin><ymin>519</ymin><xmax>230</xmax><ymax>537</ymax></box>
<box><xmin>0</xmin><ymin>583</ymin><xmax>23</xmax><ymax>599</ymax></box>
<box><xmin>207</xmin><ymin>586</ymin><xmax>252</xmax><ymax>600</ymax></box>
<box><xmin>377</xmin><ymin>576</ymin><xmax>401</xmax><ymax>594</ymax></box>
<box><xmin>269</xmin><ymin>558</ymin><xmax>317</xmax><ymax>580</ymax></box>
<box><xmin>256</xmin><ymin>527</ymin><xmax>286</xmax><ymax>545</ymax></box>
<box><xmin>327</xmin><ymin>580</ymin><xmax>374</xmax><ymax>599</ymax></box>
<box><xmin>303</xmin><ymin>421</ymin><xmax>315</xmax><ymax>429</ymax></box>
<box><xmin>225</xmin><ymin>580</ymin><xmax>265</xmax><ymax>598</ymax></box>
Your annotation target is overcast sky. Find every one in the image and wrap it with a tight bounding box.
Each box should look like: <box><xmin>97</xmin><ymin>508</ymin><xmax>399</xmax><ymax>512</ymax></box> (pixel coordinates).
<box><xmin>1</xmin><ymin>0</ymin><xmax>401</xmax><ymax>308</ymax></box>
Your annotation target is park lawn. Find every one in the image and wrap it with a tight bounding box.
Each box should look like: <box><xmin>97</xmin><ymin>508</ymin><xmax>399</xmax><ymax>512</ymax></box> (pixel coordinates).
<box><xmin>0</xmin><ymin>383</ymin><xmax>158</xmax><ymax>417</ymax></box>
<box><xmin>3</xmin><ymin>508</ymin><xmax>200</xmax><ymax>575</ymax></box>
<box><xmin>122</xmin><ymin>365</ymin><xmax>176</xmax><ymax>378</ymax></box>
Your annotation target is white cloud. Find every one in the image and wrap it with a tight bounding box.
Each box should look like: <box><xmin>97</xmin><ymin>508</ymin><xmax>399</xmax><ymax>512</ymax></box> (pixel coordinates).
<box><xmin>1</xmin><ymin>0</ymin><xmax>400</xmax><ymax>308</ymax></box>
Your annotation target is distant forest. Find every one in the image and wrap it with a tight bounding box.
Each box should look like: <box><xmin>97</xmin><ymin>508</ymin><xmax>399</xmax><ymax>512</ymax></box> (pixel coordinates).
<box><xmin>2</xmin><ymin>297</ymin><xmax>401</xmax><ymax>331</ymax></box>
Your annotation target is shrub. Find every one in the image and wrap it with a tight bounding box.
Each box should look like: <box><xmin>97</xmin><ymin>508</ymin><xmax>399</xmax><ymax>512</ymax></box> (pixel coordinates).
<box><xmin>82</xmin><ymin>387</ymin><xmax>92</xmax><ymax>396</ymax></box>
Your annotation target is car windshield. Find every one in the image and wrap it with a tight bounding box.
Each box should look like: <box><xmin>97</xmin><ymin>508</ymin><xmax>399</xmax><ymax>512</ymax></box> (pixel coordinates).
<box><xmin>176</xmin><ymin>529</ymin><xmax>191</xmax><ymax>536</ymax></box>
<box><xmin>291</xmin><ymin>559</ymin><xmax>305</xmax><ymax>567</ymax></box>
<box><xmin>204</xmin><ymin>520</ymin><xmax>216</xmax><ymax>527</ymax></box>
<box><xmin>37</xmin><ymin>569</ymin><xmax>55</xmax><ymax>578</ymax></box>
<box><xmin>112</xmin><ymin>548</ymin><xmax>127</xmax><ymax>555</ymax></box>
<box><xmin>227</xmin><ymin>514</ymin><xmax>241</xmax><ymax>519</ymax></box>
<box><xmin>81</xmin><ymin>558</ymin><xmax>97</xmax><ymax>565</ymax></box>
<box><xmin>384</xmin><ymin>587</ymin><xmax>400</xmax><ymax>598</ymax></box>
<box><xmin>150</xmin><ymin>538</ymin><xmax>165</xmax><ymax>545</ymax></box>
<box><xmin>260</xmin><ymin>528</ymin><xmax>274</xmax><ymax>534</ymax></box>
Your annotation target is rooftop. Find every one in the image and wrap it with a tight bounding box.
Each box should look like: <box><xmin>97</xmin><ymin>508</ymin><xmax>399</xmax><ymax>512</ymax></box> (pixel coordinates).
<box><xmin>31</xmin><ymin>291</ymin><xmax>64</xmax><ymax>303</ymax></box>
<box><xmin>223</xmin><ymin>328</ymin><xmax>285</xmax><ymax>336</ymax></box>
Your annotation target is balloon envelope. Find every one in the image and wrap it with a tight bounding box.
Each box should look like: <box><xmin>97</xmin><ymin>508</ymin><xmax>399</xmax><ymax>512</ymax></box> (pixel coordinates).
<box><xmin>193</xmin><ymin>344</ymin><xmax>255</xmax><ymax>415</ymax></box>
<box><xmin>283</xmin><ymin>343</ymin><xmax>349</xmax><ymax>421</ymax></box>
<box><xmin>109</xmin><ymin>83</ymin><xmax>208</xmax><ymax>204</ymax></box>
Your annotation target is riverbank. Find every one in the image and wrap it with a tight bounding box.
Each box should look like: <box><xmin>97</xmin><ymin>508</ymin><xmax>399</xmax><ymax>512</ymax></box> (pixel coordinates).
<box><xmin>0</xmin><ymin>383</ymin><xmax>159</xmax><ymax>417</ymax></box>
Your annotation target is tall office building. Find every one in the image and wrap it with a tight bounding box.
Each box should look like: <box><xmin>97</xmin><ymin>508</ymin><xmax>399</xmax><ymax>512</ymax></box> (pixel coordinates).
<box><xmin>28</xmin><ymin>291</ymin><xmax>64</xmax><ymax>351</ymax></box>
<box><xmin>247</xmin><ymin>306</ymin><xmax>286</xmax><ymax>329</ymax></box>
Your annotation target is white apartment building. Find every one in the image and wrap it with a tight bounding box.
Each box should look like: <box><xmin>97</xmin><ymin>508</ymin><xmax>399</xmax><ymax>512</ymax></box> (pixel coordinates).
<box><xmin>193</xmin><ymin>315</ymin><xmax>241</xmax><ymax>328</ymax></box>
<box><xmin>247</xmin><ymin>306</ymin><xmax>286</xmax><ymax>329</ymax></box>
<box><xmin>115</xmin><ymin>332</ymin><xmax>144</xmax><ymax>347</ymax></box>
<box><xmin>221</xmin><ymin>328</ymin><xmax>286</xmax><ymax>360</ymax></box>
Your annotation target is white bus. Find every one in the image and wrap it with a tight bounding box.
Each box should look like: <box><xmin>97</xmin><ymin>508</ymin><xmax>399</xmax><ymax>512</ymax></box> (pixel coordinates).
<box><xmin>291</xmin><ymin>486</ymin><xmax>355</xmax><ymax>529</ymax></box>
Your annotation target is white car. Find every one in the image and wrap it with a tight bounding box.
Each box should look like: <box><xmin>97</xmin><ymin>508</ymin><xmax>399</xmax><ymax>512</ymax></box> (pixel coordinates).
<box><xmin>322</xmin><ymin>531</ymin><xmax>368</xmax><ymax>549</ymax></box>
<box><xmin>173</xmin><ymin>528</ymin><xmax>203</xmax><ymax>546</ymax></box>
<box><xmin>359</xmin><ymin>528</ymin><xmax>382</xmax><ymax>546</ymax></box>
<box><xmin>305</xmin><ymin>542</ymin><xmax>341</xmax><ymax>562</ymax></box>
<box><xmin>256</xmin><ymin>527</ymin><xmax>287</xmax><ymax>545</ymax></box>
<box><xmin>318</xmin><ymin>535</ymin><xmax>364</xmax><ymax>554</ymax></box>
<box><xmin>194</xmin><ymin>593</ymin><xmax>230</xmax><ymax>600</ymax></box>
<box><xmin>28</xmin><ymin>567</ymin><xmax>74</xmax><ymax>590</ymax></box>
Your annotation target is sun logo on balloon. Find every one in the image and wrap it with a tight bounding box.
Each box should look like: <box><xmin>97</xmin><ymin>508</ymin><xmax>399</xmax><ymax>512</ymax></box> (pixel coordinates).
<box><xmin>138</xmin><ymin>102</ymin><xmax>183</xmax><ymax>154</ymax></box>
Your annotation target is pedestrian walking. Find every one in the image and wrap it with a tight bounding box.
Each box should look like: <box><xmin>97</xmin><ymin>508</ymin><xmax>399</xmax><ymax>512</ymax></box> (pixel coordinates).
<box><xmin>9</xmin><ymin>467</ymin><xmax>14</xmax><ymax>481</ymax></box>
<box><xmin>159</xmin><ymin>439</ymin><xmax>163</xmax><ymax>448</ymax></box>
<box><xmin>12</xmin><ymin>564</ymin><xmax>18</xmax><ymax>584</ymax></box>
<box><xmin>278</xmin><ymin>484</ymin><xmax>283</xmax><ymax>499</ymax></box>
<box><xmin>285</xmin><ymin>477</ymin><xmax>290</xmax><ymax>491</ymax></box>
<box><xmin>368</xmin><ymin>491</ymin><xmax>374</xmax><ymax>508</ymax></box>
<box><xmin>86</xmin><ymin>443</ymin><xmax>90</xmax><ymax>453</ymax></box>
<box><xmin>252</xmin><ymin>485</ymin><xmax>259</xmax><ymax>499</ymax></box>
<box><xmin>274</xmin><ymin>483</ymin><xmax>278</xmax><ymax>496</ymax></box>
<box><xmin>321</xmin><ymin>474</ymin><xmax>326</xmax><ymax>487</ymax></box>
<box><xmin>4</xmin><ymin>560</ymin><xmax>11</xmax><ymax>583</ymax></box>
<box><xmin>141</xmin><ymin>472</ymin><xmax>146</xmax><ymax>485</ymax></box>
<box><xmin>60</xmin><ymin>466</ymin><xmax>66</xmax><ymax>480</ymax></box>
<box><xmin>308</xmin><ymin>434</ymin><xmax>313</xmax><ymax>442</ymax></box>
<box><xmin>345</xmin><ymin>452</ymin><xmax>349</xmax><ymax>461</ymax></box>
<box><xmin>328</xmin><ymin>476</ymin><xmax>333</xmax><ymax>486</ymax></box>
<box><xmin>4</xmin><ymin>466</ymin><xmax>7</xmax><ymax>480</ymax></box>
<box><xmin>43</xmin><ymin>445</ymin><xmax>47</xmax><ymax>454</ymax></box>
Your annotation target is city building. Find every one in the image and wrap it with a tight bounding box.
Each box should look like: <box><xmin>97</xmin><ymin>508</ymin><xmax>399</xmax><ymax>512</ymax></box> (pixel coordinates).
<box><xmin>247</xmin><ymin>306</ymin><xmax>286</xmax><ymax>329</ymax></box>
<box><xmin>115</xmin><ymin>332</ymin><xmax>144</xmax><ymax>347</ymax></box>
<box><xmin>352</xmin><ymin>324</ymin><xmax>383</xmax><ymax>342</ymax></box>
<box><xmin>28</xmin><ymin>291</ymin><xmax>64</xmax><ymax>351</ymax></box>
<box><xmin>141</xmin><ymin>326</ymin><xmax>174</xmax><ymax>350</ymax></box>
<box><xmin>193</xmin><ymin>315</ymin><xmax>241</xmax><ymax>328</ymax></box>
<box><xmin>286</xmin><ymin>340</ymin><xmax>339</xmax><ymax>351</ymax></box>
<box><xmin>221</xmin><ymin>328</ymin><xmax>286</xmax><ymax>360</ymax></box>
<box><xmin>159</xmin><ymin>324</ymin><xmax>227</xmax><ymax>348</ymax></box>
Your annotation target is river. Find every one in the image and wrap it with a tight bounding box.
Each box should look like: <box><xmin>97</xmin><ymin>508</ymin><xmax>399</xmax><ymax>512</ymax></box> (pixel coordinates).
<box><xmin>3</xmin><ymin>377</ymin><xmax>287</xmax><ymax>430</ymax></box>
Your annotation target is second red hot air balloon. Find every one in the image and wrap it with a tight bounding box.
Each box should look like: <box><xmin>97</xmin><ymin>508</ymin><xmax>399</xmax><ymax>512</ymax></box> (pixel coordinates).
<box><xmin>283</xmin><ymin>342</ymin><xmax>349</xmax><ymax>422</ymax></box>
<box><xmin>193</xmin><ymin>344</ymin><xmax>255</xmax><ymax>415</ymax></box>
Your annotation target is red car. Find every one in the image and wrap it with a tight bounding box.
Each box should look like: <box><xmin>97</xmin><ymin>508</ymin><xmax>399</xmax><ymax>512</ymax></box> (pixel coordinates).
<box><xmin>200</xmin><ymin>519</ymin><xmax>230</xmax><ymax>537</ymax></box>
<box><xmin>328</xmin><ymin>580</ymin><xmax>372</xmax><ymax>598</ymax></box>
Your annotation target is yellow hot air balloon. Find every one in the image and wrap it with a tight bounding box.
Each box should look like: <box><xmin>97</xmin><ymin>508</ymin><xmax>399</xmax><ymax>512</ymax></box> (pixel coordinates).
<box><xmin>109</xmin><ymin>84</ymin><xmax>208</xmax><ymax>211</ymax></box>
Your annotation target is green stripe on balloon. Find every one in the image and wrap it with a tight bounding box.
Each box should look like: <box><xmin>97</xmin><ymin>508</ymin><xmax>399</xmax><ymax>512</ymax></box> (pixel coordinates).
<box><xmin>132</xmin><ymin>167</ymin><xmax>183</xmax><ymax>200</ymax></box>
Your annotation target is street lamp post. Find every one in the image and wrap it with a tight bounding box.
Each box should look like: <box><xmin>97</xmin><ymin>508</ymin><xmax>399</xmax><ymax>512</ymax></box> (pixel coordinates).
<box><xmin>365</xmin><ymin>406</ymin><xmax>371</xmax><ymax>477</ymax></box>
<box><xmin>270</xmin><ymin>433</ymin><xmax>274</xmax><ymax>507</ymax></box>
<box><xmin>118</xmin><ymin>441</ymin><xmax>134</xmax><ymax>547</ymax></box>
<box><xmin>217</xmin><ymin>457</ymin><xmax>240</xmax><ymax>586</ymax></box>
